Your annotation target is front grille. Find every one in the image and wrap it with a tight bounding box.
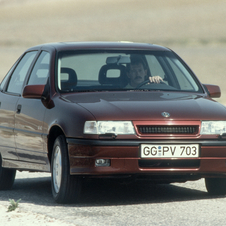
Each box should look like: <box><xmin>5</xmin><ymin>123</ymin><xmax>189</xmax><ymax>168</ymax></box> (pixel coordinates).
<box><xmin>137</xmin><ymin>125</ymin><xmax>198</xmax><ymax>135</ymax></box>
<box><xmin>139</xmin><ymin>159</ymin><xmax>200</xmax><ymax>168</ymax></box>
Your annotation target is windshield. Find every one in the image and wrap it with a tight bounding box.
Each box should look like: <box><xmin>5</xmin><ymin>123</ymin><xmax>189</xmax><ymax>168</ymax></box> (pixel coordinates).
<box><xmin>56</xmin><ymin>50</ymin><xmax>202</xmax><ymax>93</ymax></box>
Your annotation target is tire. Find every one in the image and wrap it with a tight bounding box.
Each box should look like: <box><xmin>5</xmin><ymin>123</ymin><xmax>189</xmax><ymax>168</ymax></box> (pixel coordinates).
<box><xmin>51</xmin><ymin>135</ymin><xmax>81</xmax><ymax>204</ymax></box>
<box><xmin>205</xmin><ymin>177</ymin><xmax>226</xmax><ymax>195</ymax></box>
<box><xmin>0</xmin><ymin>159</ymin><xmax>16</xmax><ymax>190</ymax></box>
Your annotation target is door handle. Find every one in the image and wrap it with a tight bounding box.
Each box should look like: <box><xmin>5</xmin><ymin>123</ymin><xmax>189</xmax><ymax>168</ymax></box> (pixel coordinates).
<box><xmin>16</xmin><ymin>104</ymin><xmax>22</xmax><ymax>114</ymax></box>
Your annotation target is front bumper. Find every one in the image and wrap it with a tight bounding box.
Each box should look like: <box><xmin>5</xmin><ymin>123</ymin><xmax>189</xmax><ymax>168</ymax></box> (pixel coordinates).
<box><xmin>67</xmin><ymin>138</ymin><xmax>226</xmax><ymax>179</ymax></box>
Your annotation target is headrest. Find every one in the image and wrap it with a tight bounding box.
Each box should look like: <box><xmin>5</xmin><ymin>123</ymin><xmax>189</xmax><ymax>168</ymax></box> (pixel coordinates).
<box><xmin>98</xmin><ymin>64</ymin><xmax>128</xmax><ymax>87</ymax></box>
<box><xmin>61</xmin><ymin>67</ymin><xmax>77</xmax><ymax>91</ymax></box>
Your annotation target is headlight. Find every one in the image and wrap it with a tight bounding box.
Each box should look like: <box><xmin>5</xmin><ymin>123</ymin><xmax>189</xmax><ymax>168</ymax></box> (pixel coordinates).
<box><xmin>84</xmin><ymin>121</ymin><xmax>135</xmax><ymax>135</ymax></box>
<box><xmin>200</xmin><ymin>121</ymin><xmax>226</xmax><ymax>134</ymax></box>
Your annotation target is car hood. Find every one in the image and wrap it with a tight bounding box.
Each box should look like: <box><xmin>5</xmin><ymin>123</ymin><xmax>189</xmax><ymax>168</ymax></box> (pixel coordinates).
<box><xmin>62</xmin><ymin>91</ymin><xmax>226</xmax><ymax>121</ymax></box>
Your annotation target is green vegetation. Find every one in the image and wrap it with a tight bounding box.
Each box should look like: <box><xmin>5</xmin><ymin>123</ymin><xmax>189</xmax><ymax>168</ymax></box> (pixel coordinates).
<box><xmin>7</xmin><ymin>199</ymin><xmax>21</xmax><ymax>212</ymax></box>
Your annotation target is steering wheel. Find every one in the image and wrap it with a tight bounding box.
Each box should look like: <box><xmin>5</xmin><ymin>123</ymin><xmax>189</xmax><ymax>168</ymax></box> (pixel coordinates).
<box><xmin>135</xmin><ymin>79</ymin><xmax>166</xmax><ymax>89</ymax></box>
<box><xmin>135</xmin><ymin>79</ymin><xmax>151</xmax><ymax>89</ymax></box>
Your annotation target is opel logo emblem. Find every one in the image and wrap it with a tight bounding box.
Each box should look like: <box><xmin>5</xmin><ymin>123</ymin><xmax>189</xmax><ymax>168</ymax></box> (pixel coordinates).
<box><xmin>161</xmin><ymin>112</ymin><xmax>170</xmax><ymax>118</ymax></box>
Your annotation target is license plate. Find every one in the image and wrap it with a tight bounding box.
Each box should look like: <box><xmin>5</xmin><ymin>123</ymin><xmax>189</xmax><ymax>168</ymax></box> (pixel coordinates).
<box><xmin>140</xmin><ymin>144</ymin><xmax>199</xmax><ymax>158</ymax></box>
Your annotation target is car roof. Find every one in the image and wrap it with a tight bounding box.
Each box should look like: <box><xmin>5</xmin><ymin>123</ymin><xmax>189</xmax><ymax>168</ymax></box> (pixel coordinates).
<box><xmin>27</xmin><ymin>41</ymin><xmax>171</xmax><ymax>52</ymax></box>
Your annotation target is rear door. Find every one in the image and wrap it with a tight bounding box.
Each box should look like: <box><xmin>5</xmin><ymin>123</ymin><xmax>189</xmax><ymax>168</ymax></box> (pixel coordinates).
<box><xmin>14</xmin><ymin>51</ymin><xmax>50</xmax><ymax>166</ymax></box>
<box><xmin>0</xmin><ymin>51</ymin><xmax>37</xmax><ymax>163</ymax></box>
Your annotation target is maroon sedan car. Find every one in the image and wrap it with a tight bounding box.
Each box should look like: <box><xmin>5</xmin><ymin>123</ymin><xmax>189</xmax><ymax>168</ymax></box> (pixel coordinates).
<box><xmin>0</xmin><ymin>42</ymin><xmax>225</xmax><ymax>203</ymax></box>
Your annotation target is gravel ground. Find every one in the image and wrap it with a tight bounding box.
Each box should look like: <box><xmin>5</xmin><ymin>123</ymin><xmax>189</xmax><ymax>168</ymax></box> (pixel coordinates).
<box><xmin>0</xmin><ymin>172</ymin><xmax>75</xmax><ymax>226</ymax></box>
<box><xmin>1</xmin><ymin>172</ymin><xmax>226</xmax><ymax>226</ymax></box>
<box><xmin>0</xmin><ymin>207</ymin><xmax>75</xmax><ymax>226</ymax></box>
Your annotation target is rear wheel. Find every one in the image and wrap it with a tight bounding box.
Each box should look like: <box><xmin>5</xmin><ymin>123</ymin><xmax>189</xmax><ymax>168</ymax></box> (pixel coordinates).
<box><xmin>51</xmin><ymin>135</ymin><xmax>81</xmax><ymax>204</ymax></box>
<box><xmin>205</xmin><ymin>177</ymin><xmax>226</xmax><ymax>195</ymax></box>
<box><xmin>0</xmin><ymin>159</ymin><xmax>16</xmax><ymax>190</ymax></box>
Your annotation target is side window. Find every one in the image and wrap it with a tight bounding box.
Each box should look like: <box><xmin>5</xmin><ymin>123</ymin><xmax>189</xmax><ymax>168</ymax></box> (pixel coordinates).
<box><xmin>0</xmin><ymin>62</ymin><xmax>17</xmax><ymax>91</ymax></box>
<box><xmin>7</xmin><ymin>51</ymin><xmax>37</xmax><ymax>94</ymax></box>
<box><xmin>28</xmin><ymin>51</ymin><xmax>50</xmax><ymax>85</ymax></box>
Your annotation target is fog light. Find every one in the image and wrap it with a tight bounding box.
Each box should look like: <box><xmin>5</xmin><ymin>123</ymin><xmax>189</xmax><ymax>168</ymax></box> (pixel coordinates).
<box><xmin>95</xmin><ymin>159</ymin><xmax>111</xmax><ymax>167</ymax></box>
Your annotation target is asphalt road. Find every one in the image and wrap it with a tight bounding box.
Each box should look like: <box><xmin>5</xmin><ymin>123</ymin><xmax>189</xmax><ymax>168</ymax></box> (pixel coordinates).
<box><xmin>0</xmin><ymin>171</ymin><xmax>225</xmax><ymax>226</ymax></box>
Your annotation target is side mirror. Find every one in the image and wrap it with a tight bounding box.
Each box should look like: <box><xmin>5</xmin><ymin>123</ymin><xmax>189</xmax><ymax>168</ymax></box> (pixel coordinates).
<box><xmin>22</xmin><ymin>84</ymin><xmax>45</xmax><ymax>99</ymax></box>
<box><xmin>203</xmin><ymin>84</ymin><xmax>221</xmax><ymax>98</ymax></box>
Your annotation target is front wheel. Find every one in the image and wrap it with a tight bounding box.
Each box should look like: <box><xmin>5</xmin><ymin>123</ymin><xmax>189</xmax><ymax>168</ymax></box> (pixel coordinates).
<box><xmin>51</xmin><ymin>135</ymin><xmax>81</xmax><ymax>203</ymax></box>
<box><xmin>205</xmin><ymin>177</ymin><xmax>226</xmax><ymax>195</ymax></box>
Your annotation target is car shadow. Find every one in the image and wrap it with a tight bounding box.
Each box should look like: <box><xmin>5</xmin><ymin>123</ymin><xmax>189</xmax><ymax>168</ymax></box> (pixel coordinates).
<box><xmin>79</xmin><ymin>178</ymin><xmax>210</xmax><ymax>206</ymax></box>
<box><xmin>0</xmin><ymin>175</ymin><xmax>224</xmax><ymax>207</ymax></box>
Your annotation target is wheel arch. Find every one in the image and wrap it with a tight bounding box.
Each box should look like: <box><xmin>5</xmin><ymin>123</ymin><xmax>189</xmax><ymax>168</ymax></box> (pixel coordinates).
<box><xmin>48</xmin><ymin>125</ymin><xmax>66</xmax><ymax>164</ymax></box>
